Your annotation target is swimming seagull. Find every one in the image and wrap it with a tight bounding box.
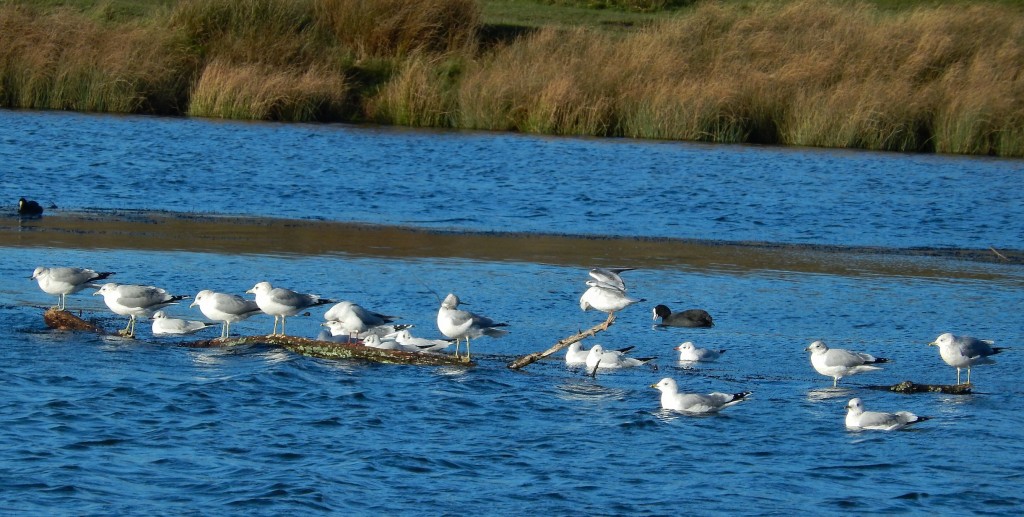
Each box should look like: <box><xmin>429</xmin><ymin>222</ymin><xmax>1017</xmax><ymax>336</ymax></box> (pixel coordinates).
<box><xmin>323</xmin><ymin>301</ymin><xmax>402</xmax><ymax>341</ymax></box>
<box><xmin>190</xmin><ymin>289</ymin><xmax>263</xmax><ymax>339</ymax></box>
<box><xmin>650</xmin><ymin>377</ymin><xmax>752</xmax><ymax>414</ymax></box>
<box><xmin>93</xmin><ymin>283</ymin><xmax>187</xmax><ymax>337</ymax></box>
<box><xmin>845</xmin><ymin>398</ymin><xmax>930</xmax><ymax>431</ymax></box>
<box><xmin>436</xmin><ymin>293</ymin><xmax>508</xmax><ymax>361</ymax></box>
<box><xmin>30</xmin><ymin>266</ymin><xmax>115</xmax><ymax>310</ymax></box>
<box><xmin>805</xmin><ymin>340</ymin><xmax>888</xmax><ymax>387</ymax></box>
<box><xmin>652</xmin><ymin>304</ymin><xmax>714</xmax><ymax>328</ymax></box>
<box><xmin>584</xmin><ymin>344</ymin><xmax>654</xmax><ymax>370</ymax></box>
<box><xmin>246</xmin><ymin>281</ymin><xmax>332</xmax><ymax>336</ymax></box>
<box><xmin>675</xmin><ymin>341</ymin><xmax>725</xmax><ymax>362</ymax></box>
<box><xmin>565</xmin><ymin>342</ymin><xmax>635</xmax><ymax>365</ymax></box>
<box><xmin>151</xmin><ymin>310</ymin><xmax>218</xmax><ymax>336</ymax></box>
<box><xmin>579</xmin><ymin>268</ymin><xmax>644</xmax><ymax>314</ymax></box>
<box><xmin>928</xmin><ymin>332</ymin><xmax>1004</xmax><ymax>385</ymax></box>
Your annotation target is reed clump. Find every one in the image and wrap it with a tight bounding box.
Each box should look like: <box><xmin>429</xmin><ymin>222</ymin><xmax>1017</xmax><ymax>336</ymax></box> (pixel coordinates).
<box><xmin>0</xmin><ymin>4</ymin><xmax>194</xmax><ymax>113</ymax></box>
<box><xmin>2</xmin><ymin>0</ymin><xmax>1023</xmax><ymax>157</ymax></box>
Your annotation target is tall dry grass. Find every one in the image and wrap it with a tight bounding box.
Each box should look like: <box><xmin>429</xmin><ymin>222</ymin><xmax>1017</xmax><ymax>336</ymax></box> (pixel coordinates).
<box><xmin>457</xmin><ymin>0</ymin><xmax>1024</xmax><ymax>156</ymax></box>
<box><xmin>0</xmin><ymin>4</ymin><xmax>194</xmax><ymax>113</ymax></box>
<box><xmin>3</xmin><ymin>0</ymin><xmax>1023</xmax><ymax>156</ymax></box>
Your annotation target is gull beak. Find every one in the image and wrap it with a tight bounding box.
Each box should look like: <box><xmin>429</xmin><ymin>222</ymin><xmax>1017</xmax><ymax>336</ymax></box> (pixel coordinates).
<box><xmin>245</xmin><ymin>289</ymin><xmax>254</xmax><ymax>294</ymax></box>
<box><xmin>927</xmin><ymin>341</ymin><xmax>937</xmax><ymax>347</ymax></box>
<box><xmin>649</xmin><ymin>383</ymin><xmax>658</xmax><ymax>389</ymax></box>
<box><xmin>189</xmin><ymin>300</ymin><xmax>198</xmax><ymax>308</ymax></box>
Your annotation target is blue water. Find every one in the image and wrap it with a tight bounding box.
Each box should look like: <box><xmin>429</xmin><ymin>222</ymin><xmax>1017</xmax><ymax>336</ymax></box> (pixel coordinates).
<box><xmin>3</xmin><ymin>109</ymin><xmax>1023</xmax><ymax>249</ymax></box>
<box><xmin>2</xmin><ymin>109</ymin><xmax>1024</xmax><ymax>515</ymax></box>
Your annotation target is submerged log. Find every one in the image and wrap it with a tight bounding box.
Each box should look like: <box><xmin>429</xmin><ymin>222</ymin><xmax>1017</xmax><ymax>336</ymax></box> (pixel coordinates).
<box><xmin>43</xmin><ymin>308</ymin><xmax>107</xmax><ymax>333</ymax></box>
<box><xmin>42</xmin><ymin>309</ymin><xmax>472</xmax><ymax>366</ymax></box>
<box><xmin>508</xmin><ymin>312</ymin><xmax>616</xmax><ymax>370</ymax></box>
<box><xmin>869</xmin><ymin>380</ymin><xmax>973</xmax><ymax>395</ymax></box>
<box><xmin>182</xmin><ymin>335</ymin><xmax>475</xmax><ymax>366</ymax></box>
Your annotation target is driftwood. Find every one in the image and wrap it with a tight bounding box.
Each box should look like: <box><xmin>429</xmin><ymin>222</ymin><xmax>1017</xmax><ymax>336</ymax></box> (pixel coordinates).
<box><xmin>868</xmin><ymin>380</ymin><xmax>973</xmax><ymax>395</ymax></box>
<box><xmin>42</xmin><ymin>309</ymin><xmax>473</xmax><ymax>367</ymax></box>
<box><xmin>508</xmin><ymin>312</ymin><xmax>616</xmax><ymax>370</ymax></box>
<box><xmin>44</xmin><ymin>307</ymin><xmax>107</xmax><ymax>333</ymax></box>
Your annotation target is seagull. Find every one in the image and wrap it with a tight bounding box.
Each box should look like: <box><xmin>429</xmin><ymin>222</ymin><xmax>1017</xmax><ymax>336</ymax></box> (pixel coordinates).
<box><xmin>387</xmin><ymin>329</ymin><xmax>453</xmax><ymax>353</ymax></box>
<box><xmin>323</xmin><ymin>301</ymin><xmax>402</xmax><ymax>341</ymax></box>
<box><xmin>151</xmin><ymin>310</ymin><xmax>218</xmax><ymax>336</ymax></box>
<box><xmin>588</xmin><ymin>267</ymin><xmax>634</xmax><ymax>291</ymax></box>
<box><xmin>436</xmin><ymin>293</ymin><xmax>508</xmax><ymax>361</ymax></box>
<box><xmin>190</xmin><ymin>289</ymin><xmax>263</xmax><ymax>339</ymax></box>
<box><xmin>845</xmin><ymin>398</ymin><xmax>930</xmax><ymax>431</ymax></box>
<box><xmin>18</xmin><ymin>197</ymin><xmax>43</xmax><ymax>216</ymax></box>
<box><xmin>246</xmin><ymin>281</ymin><xmax>332</xmax><ymax>336</ymax></box>
<box><xmin>565</xmin><ymin>342</ymin><xmax>635</xmax><ymax>365</ymax></box>
<box><xmin>652</xmin><ymin>304</ymin><xmax>714</xmax><ymax>328</ymax></box>
<box><xmin>585</xmin><ymin>344</ymin><xmax>653</xmax><ymax>370</ymax></box>
<box><xmin>675</xmin><ymin>341</ymin><xmax>725</xmax><ymax>362</ymax></box>
<box><xmin>93</xmin><ymin>283</ymin><xmax>187</xmax><ymax>337</ymax></box>
<box><xmin>928</xmin><ymin>332</ymin><xmax>1004</xmax><ymax>384</ymax></box>
<box><xmin>321</xmin><ymin>320</ymin><xmax>412</xmax><ymax>340</ymax></box>
<box><xmin>361</xmin><ymin>334</ymin><xmax>423</xmax><ymax>353</ymax></box>
<box><xmin>30</xmin><ymin>266</ymin><xmax>115</xmax><ymax>310</ymax></box>
<box><xmin>650</xmin><ymin>378</ymin><xmax>751</xmax><ymax>414</ymax></box>
<box><xmin>805</xmin><ymin>340</ymin><xmax>888</xmax><ymax>387</ymax></box>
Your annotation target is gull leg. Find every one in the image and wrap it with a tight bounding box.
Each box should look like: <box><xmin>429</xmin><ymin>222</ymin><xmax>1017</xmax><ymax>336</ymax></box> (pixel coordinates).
<box><xmin>957</xmin><ymin>368</ymin><xmax>962</xmax><ymax>385</ymax></box>
<box><xmin>833</xmin><ymin>377</ymin><xmax>838</xmax><ymax>388</ymax></box>
<box><xmin>453</xmin><ymin>338</ymin><xmax>461</xmax><ymax>358</ymax></box>
<box><xmin>281</xmin><ymin>317</ymin><xmax>287</xmax><ymax>337</ymax></box>
<box><xmin>465</xmin><ymin>337</ymin><xmax>472</xmax><ymax>362</ymax></box>
<box><xmin>966</xmin><ymin>367</ymin><xmax>971</xmax><ymax>384</ymax></box>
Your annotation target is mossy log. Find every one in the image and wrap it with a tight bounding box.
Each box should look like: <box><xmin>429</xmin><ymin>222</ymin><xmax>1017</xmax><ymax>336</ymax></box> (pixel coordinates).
<box><xmin>508</xmin><ymin>312</ymin><xmax>615</xmax><ymax>370</ymax></box>
<box><xmin>43</xmin><ymin>307</ymin><xmax>107</xmax><ymax>333</ymax></box>
<box><xmin>42</xmin><ymin>309</ymin><xmax>473</xmax><ymax>366</ymax></box>
<box><xmin>869</xmin><ymin>380</ymin><xmax>973</xmax><ymax>395</ymax></box>
<box><xmin>182</xmin><ymin>335</ymin><xmax>475</xmax><ymax>366</ymax></box>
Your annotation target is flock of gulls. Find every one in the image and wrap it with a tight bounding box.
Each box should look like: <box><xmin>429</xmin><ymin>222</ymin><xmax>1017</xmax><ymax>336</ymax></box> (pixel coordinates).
<box><xmin>31</xmin><ymin>265</ymin><xmax>1005</xmax><ymax>431</ymax></box>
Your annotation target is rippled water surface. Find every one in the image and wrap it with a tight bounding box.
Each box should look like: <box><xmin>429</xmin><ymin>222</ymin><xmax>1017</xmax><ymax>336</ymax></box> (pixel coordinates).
<box><xmin>2</xmin><ymin>110</ymin><xmax>1024</xmax><ymax>515</ymax></box>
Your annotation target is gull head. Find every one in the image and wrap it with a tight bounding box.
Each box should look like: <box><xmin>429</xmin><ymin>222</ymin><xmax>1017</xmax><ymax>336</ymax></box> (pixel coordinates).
<box><xmin>153</xmin><ymin>310</ymin><xmax>168</xmax><ymax>319</ymax></box>
<box><xmin>805</xmin><ymin>340</ymin><xmax>828</xmax><ymax>354</ymax></box>
<box><xmin>846</xmin><ymin>398</ymin><xmax>864</xmax><ymax>415</ymax></box>
<box><xmin>650</xmin><ymin>377</ymin><xmax>678</xmax><ymax>392</ymax></box>
<box><xmin>190</xmin><ymin>290</ymin><xmax>214</xmax><ymax>308</ymax></box>
<box><xmin>93</xmin><ymin>283</ymin><xmax>119</xmax><ymax>296</ymax></box>
<box><xmin>247</xmin><ymin>281</ymin><xmax>272</xmax><ymax>295</ymax></box>
<box><xmin>675</xmin><ymin>341</ymin><xmax>695</xmax><ymax>352</ymax></box>
<box><xmin>441</xmin><ymin>293</ymin><xmax>460</xmax><ymax>309</ymax></box>
<box><xmin>30</xmin><ymin>266</ymin><xmax>46</xmax><ymax>280</ymax></box>
<box><xmin>929</xmin><ymin>332</ymin><xmax>954</xmax><ymax>347</ymax></box>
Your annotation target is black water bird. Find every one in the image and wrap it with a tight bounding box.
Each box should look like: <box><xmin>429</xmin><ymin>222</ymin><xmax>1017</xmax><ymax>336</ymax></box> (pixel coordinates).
<box><xmin>18</xmin><ymin>197</ymin><xmax>43</xmax><ymax>216</ymax></box>
<box><xmin>652</xmin><ymin>304</ymin><xmax>714</xmax><ymax>328</ymax></box>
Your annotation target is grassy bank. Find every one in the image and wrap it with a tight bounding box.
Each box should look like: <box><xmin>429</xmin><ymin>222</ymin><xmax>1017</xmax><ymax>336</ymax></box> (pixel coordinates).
<box><xmin>2</xmin><ymin>0</ymin><xmax>1023</xmax><ymax>156</ymax></box>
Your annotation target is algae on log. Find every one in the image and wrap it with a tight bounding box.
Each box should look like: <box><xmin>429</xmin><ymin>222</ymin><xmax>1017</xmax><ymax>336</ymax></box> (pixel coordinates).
<box><xmin>868</xmin><ymin>380</ymin><xmax>973</xmax><ymax>395</ymax></box>
<box><xmin>42</xmin><ymin>309</ymin><xmax>473</xmax><ymax>367</ymax></box>
<box><xmin>508</xmin><ymin>312</ymin><xmax>615</xmax><ymax>370</ymax></box>
<box><xmin>182</xmin><ymin>335</ymin><xmax>475</xmax><ymax>366</ymax></box>
<box><xmin>44</xmin><ymin>308</ymin><xmax>106</xmax><ymax>333</ymax></box>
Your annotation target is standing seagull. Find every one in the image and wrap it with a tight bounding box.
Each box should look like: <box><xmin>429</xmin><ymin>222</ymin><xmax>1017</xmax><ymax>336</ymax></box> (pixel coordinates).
<box><xmin>93</xmin><ymin>283</ymin><xmax>187</xmax><ymax>337</ymax></box>
<box><xmin>928</xmin><ymin>332</ymin><xmax>1004</xmax><ymax>385</ymax></box>
<box><xmin>30</xmin><ymin>266</ymin><xmax>114</xmax><ymax>310</ymax></box>
<box><xmin>579</xmin><ymin>268</ymin><xmax>644</xmax><ymax>314</ymax></box>
<box><xmin>246</xmin><ymin>281</ymin><xmax>332</xmax><ymax>336</ymax></box>
<box><xmin>190</xmin><ymin>290</ymin><xmax>263</xmax><ymax>338</ymax></box>
<box><xmin>151</xmin><ymin>310</ymin><xmax>218</xmax><ymax>336</ymax></box>
<box><xmin>650</xmin><ymin>378</ymin><xmax>752</xmax><ymax>414</ymax></box>
<box><xmin>845</xmin><ymin>398</ymin><xmax>930</xmax><ymax>431</ymax></box>
<box><xmin>324</xmin><ymin>301</ymin><xmax>402</xmax><ymax>341</ymax></box>
<box><xmin>436</xmin><ymin>293</ymin><xmax>508</xmax><ymax>361</ymax></box>
<box><xmin>805</xmin><ymin>340</ymin><xmax>888</xmax><ymax>387</ymax></box>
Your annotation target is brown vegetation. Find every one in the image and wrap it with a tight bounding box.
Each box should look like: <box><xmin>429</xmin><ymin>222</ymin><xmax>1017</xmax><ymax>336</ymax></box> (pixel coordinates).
<box><xmin>2</xmin><ymin>0</ymin><xmax>1023</xmax><ymax>156</ymax></box>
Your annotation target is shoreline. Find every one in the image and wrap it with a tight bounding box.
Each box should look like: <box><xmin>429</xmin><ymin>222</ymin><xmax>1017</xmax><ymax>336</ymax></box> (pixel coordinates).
<box><xmin>3</xmin><ymin>209</ymin><xmax>1020</xmax><ymax>280</ymax></box>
